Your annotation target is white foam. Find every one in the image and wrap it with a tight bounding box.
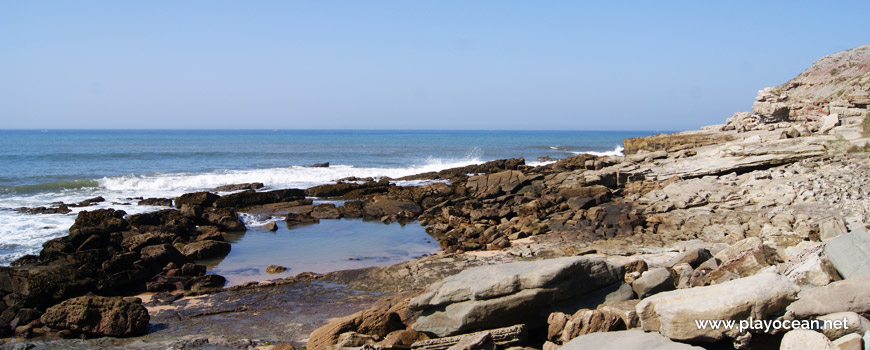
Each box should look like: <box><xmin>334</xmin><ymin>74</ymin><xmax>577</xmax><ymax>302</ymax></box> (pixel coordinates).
<box><xmin>526</xmin><ymin>160</ymin><xmax>557</xmax><ymax>167</ymax></box>
<box><xmin>572</xmin><ymin>145</ymin><xmax>625</xmax><ymax>157</ymax></box>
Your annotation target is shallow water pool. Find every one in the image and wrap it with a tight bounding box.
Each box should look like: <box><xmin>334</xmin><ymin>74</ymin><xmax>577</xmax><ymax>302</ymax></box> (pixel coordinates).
<box><xmin>200</xmin><ymin>219</ymin><xmax>440</xmax><ymax>286</ymax></box>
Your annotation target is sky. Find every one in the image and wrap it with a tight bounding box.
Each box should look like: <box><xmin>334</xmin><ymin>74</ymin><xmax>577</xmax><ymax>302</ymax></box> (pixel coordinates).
<box><xmin>1</xmin><ymin>1</ymin><xmax>868</xmax><ymax>130</ymax></box>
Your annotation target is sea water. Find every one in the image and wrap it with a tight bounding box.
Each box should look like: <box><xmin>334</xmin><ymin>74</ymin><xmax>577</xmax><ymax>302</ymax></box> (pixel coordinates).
<box><xmin>0</xmin><ymin>129</ymin><xmax>655</xmax><ymax>266</ymax></box>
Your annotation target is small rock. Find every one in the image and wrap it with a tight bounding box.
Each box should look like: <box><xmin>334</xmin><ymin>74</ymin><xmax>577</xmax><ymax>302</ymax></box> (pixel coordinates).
<box><xmin>263</xmin><ymin>221</ymin><xmax>278</xmax><ymax>231</ymax></box>
<box><xmin>266</xmin><ymin>265</ymin><xmax>287</xmax><ymax>274</ymax></box>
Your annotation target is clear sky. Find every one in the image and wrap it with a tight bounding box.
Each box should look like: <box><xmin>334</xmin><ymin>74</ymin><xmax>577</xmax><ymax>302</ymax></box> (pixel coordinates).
<box><xmin>1</xmin><ymin>1</ymin><xmax>868</xmax><ymax>130</ymax></box>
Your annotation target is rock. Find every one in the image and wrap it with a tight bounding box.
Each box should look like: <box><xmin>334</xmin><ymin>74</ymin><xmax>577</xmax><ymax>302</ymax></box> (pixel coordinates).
<box><xmin>787</xmin><ymin>276</ymin><xmax>870</xmax><ymax>318</ymax></box>
<box><xmin>631</xmin><ymin>268</ymin><xmax>674</xmax><ymax>299</ymax></box>
<box><xmin>560</xmin><ymin>329</ymin><xmax>704</xmax><ymax>350</ymax></box>
<box><xmin>68</xmin><ymin>209</ymin><xmax>128</xmax><ymax>246</ymax></box>
<box><xmin>311</xmin><ymin>204</ymin><xmax>341</xmax><ymax>219</ymax></box>
<box><xmin>667</xmin><ymin>248</ymin><xmax>712</xmax><ymax>269</ymax></box>
<box><xmin>308</xmin><ymin>303</ymin><xmax>405</xmax><ymax>350</ymax></box>
<box><xmin>623</xmin><ymin>132</ymin><xmax>734</xmax><ymax>154</ymax></box>
<box><xmin>140</xmin><ymin>244</ymin><xmax>191</xmax><ymax>267</ymax></box>
<box><xmin>817</xmin><ymin>312</ymin><xmax>870</xmax><ymax>340</ymax></box>
<box><xmin>824</xmin><ymin>230</ymin><xmax>870</xmax><ymax>279</ymax></box>
<box><xmin>705</xmin><ymin>237</ymin><xmax>782</xmax><ymax>285</ymax></box>
<box><xmin>40</xmin><ymin>295</ymin><xmax>149</xmax><ymax>337</ymax></box>
<box><xmin>334</xmin><ymin>331</ymin><xmax>377</xmax><ymax>348</ymax></box>
<box><xmin>780</xmin><ymin>329</ymin><xmax>834</xmax><ymax>350</ymax></box>
<box><xmin>175</xmin><ymin>191</ymin><xmax>220</xmax><ymax>208</ymax></box>
<box><xmin>550</xmin><ymin>309</ymin><xmax>625</xmax><ymax>344</ymax></box>
<box><xmin>446</xmin><ymin>332</ymin><xmax>495</xmax><ymax>350</ymax></box>
<box><xmin>637</xmin><ymin>272</ymin><xmax>799</xmax><ymax>342</ymax></box>
<box><xmin>212</xmin><ymin>182</ymin><xmax>264</xmax><ymax>192</ymax></box>
<box><xmin>380</xmin><ymin>329</ymin><xmax>429</xmax><ymax>348</ymax></box>
<box><xmin>410</xmin><ymin>325</ymin><xmax>527</xmax><ymax>350</ymax></box>
<box><xmin>783</xmin><ymin>243</ymin><xmax>840</xmax><ymax>286</ymax></box>
<box><xmin>833</xmin><ymin>333</ymin><xmax>863</xmax><ymax>350</ymax></box>
<box><xmin>214</xmin><ymin>189</ymin><xmax>305</xmax><ymax>208</ymax></box>
<box><xmin>820</xmin><ymin>114</ymin><xmax>841</xmax><ymax>134</ymax></box>
<box><xmin>410</xmin><ymin>257</ymin><xmax>624</xmax><ymax>337</ymax></box>
<box><xmin>309</xmin><ymin>162</ymin><xmax>330</xmax><ymax>168</ymax></box>
<box><xmin>180</xmin><ymin>240</ymin><xmax>231</xmax><ymax>260</ymax></box>
<box><xmin>785</xmin><ymin>127</ymin><xmax>801</xmax><ymax>138</ymax></box>
<box><xmin>820</xmin><ymin>217</ymin><xmax>849</xmax><ymax>241</ymax></box>
<box><xmin>266</xmin><ymin>265</ymin><xmax>287</xmax><ymax>274</ymax></box>
<box><xmin>137</xmin><ymin>198</ymin><xmax>172</xmax><ymax>206</ymax></box>
<box><xmin>306</xmin><ymin>181</ymin><xmax>390</xmax><ymax>198</ymax></box>
<box><xmin>201</xmin><ymin>208</ymin><xmax>246</xmax><ymax>231</ymax></box>
<box><xmin>263</xmin><ymin>221</ymin><xmax>278</xmax><ymax>231</ymax></box>
<box><xmin>16</xmin><ymin>204</ymin><xmax>71</xmax><ymax>215</ymax></box>
<box><xmin>597</xmin><ymin>300</ymin><xmax>640</xmax><ymax>329</ymax></box>
<box><xmin>363</xmin><ymin>196</ymin><xmax>422</xmax><ymax>219</ymax></box>
<box><xmin>188</xmin><ymin>274</ymin><xmax>226</xmax><ymax>291</ymax></box>
<box><xmin>286</xmin><ymin>212</ymin><xmax>319</xmax><ymax>227</ymax></box>
<box><xmin>465</xmin><ymin>170</ymin><xmax>531</xmax><ymax>196</ymax></box>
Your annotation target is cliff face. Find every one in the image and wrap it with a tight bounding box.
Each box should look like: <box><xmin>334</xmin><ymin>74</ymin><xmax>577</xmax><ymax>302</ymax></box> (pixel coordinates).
<box><xmin>726</xmin><ymin>44</ymin><xmax>870</xmax><ymax>133</ymax></box>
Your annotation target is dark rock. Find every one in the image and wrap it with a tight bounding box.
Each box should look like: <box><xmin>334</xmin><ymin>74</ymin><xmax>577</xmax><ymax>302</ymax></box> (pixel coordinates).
<box><xmin>212</xmin><ymin>182</ymin><xmax>265</xmax><ymax>192</ymax></box>
<box><xmin>121</xmin><ymin>233</ymin><xmax>163</xmax><ymax>252</ymax></box>
<box><xmin>40</xmin><ymin>295</ymin><xmax>149</xmax><ymax>337</ymax></box>
<box><xmin>363</xmin><ymin>196</ymin><xmax>422</xmax><ymax>219</ymax></box>
<box><xmin>137</xmin><ymin>198</ymin><xmax>172</xmax><ymax>206</ymax></box>
<box><xmin>306</xmin><ymin>182</ymin><xmax>389</xmax><ymax>198</ymax></box>
<box><xmin>181</xmin><ymin>263</ymin><xmax>206</xmax><ymax>277</ymax></box>
<box><xmin>213</xmin><ymin>189</ymin><xmax>305</xmax><ymax>209</ymax></box>
<box><xmin>339</xmin><ymin>201</ymin><xmax>365</xmax><ymax>218</ymax></box>
<box><xmin>16</xmin><ymin>204</ymin><xmax>71</xmax><ymax>215</ymax></box>
<box><xmin>201</xmin><ymin>208</ymin><xmax>246</xmax><ymax>231</ymax></box>
<box><xmin>70</xmin><ymin>196</ymin><xmax>105</xmax><ymax>207</ymax></box>
<box><xmin>10</xmin><ymin>255</ymin><xmax>39</xmax><ymax>267</ymax></box>
<box><xmin>286</xmin><ymin>212</ymin><xmax>320</xmax><ymax>227</ymax></box>
<box><xmin>311</xmin><ymin>204</ymin><xmax>341</xmax><ymax>219</ymax></box>
<box><xmin>188</xmin><ymin>274</ymin><xmax>226</xmax><ymax>291</ymax></box>
<box><xmin>139</xmin><ymin>244</ymin><xmax>190</xmax><ymax>268</ymax></box>
<box><xmin>174</xmin><ymin>191</ymin><xmax>220</xmax><ymax>208</ymax></box>
<box><xmin>68</xmin><ymin>209</ymin><xmax>128</xmax><ymax>246</ymax></box>
<box><xmin>180</xmin><ymin>240</ymin><xmax>231</xmax><ymax>260</ymax></box>
<box><xmin>308</xmin><ymin>162</ymin><xmax>330</xmax><ymax>168</ymax></box>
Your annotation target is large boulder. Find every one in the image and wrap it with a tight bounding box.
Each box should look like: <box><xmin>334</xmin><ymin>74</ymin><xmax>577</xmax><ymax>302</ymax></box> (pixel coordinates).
<box><xmin>139</xmin><ymin>244</ymin><xmax>190</xmax><ymax>268</ymax></box>
<box><xmin>637</xmin><ymin>272</ymin><xmax>799</xmax><ymax>342</ymax></box>
<box><xmin>41</xmin><ymin>295</ymin><xmax>149</xmax><ymax>337</ymax></box>
<box><xmin>180</xmin><ymin>240</ymin><xmax>231</xmax><ymax>260</ymax></box>
<box><xmin>787</xmin><ymin>276</ymin><xmax>870</xmax><ymax>318</ymax></box>
<box><xmin>547</xmin><ymin>309</ymin><xmax>625</xmax><ymax>344</ymax></box>
<box><xmin>824</xmin><ymin>230</ymin><xmax>870</xmax><ymax>280</ymax></box>
<box><xmin>560</xmin><ymin>329</ymin><xmax>704</xmax><ymax>350</ymax></box>
<box><xmin>68</xmin><ymin>209</ymin><xmax>128</xmax><ymax>246</ymax></box>
<box><xmin>410</xmin><ymin>257</ymin><xmax>624</xmax><ymax>337</ymax></box>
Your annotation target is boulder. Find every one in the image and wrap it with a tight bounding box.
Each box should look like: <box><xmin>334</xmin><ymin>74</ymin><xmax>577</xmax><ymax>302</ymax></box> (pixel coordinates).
<box><xmin>783</xmin><ymin>243</ymin><xmax>840</xmax><ymax>286</ymax></box>
<box><xmin>174</xmin><ymin>191</ymin><xmax>219</xmax><ymax>208</ymax></box>
<box><xmin>817</xmin><ymin>312</ymin><xmax>870</xmax><ymax>340</ymax></box>
<box><xmin>787</xmin><ymin>276</ymin><xmax>870</xmax><ymax>318</ymax></box>
<box><xmin>465</xmin><ymin>170</ymin><xmax>530</xmax><ymax>196</ymax></box>
<box><xmin>560</xmin><ymin>329</ymin><xmax>704</xmax><ymax>350</ymax></box>
<box><xmin>265</xmin><ymin>265</ymin><xmax>287</xmax><ymax>274</ymax></box>
<box><xmin>137</xmin><ymin>198</ymin><xmax>172</xmax><ymax>206</ymax></box>
<box><xmin>704</xmin><ymin>237</ymin><xmax>782</xmax><ymax>285</ymax></box>
<box><xmin>140</xmin><ymin>244</ymin><xmax>190</xmax><ymax>267</ymax></box>
<box><xmin>833</xmin><ymin>333</ymin><xmax>863</xmax><ymax>350</ymax></box>
<box><xmin>68</xmin><ymin>209</ymin><xmax>128</xmax><ymax>246</ymax></box>
<box><xmin>548</xmin><ymin>309</ymin><xmax>625</xmax><ymax>344</ymax></box>
<box><xmin>40</xmin><ymin>295</ymin><xmax>149</xmax><ymax>337</ymax></box>
<box><xmin>632</xmin><ymin>268</ymin><xmax>674</xmax><ymax>299</ymax></box>
<box><xmin>310</xmin><ymin>204</ymin><xmax>341</xmax><ymax>219</ymax></box>
<box><xmin>780</xmin><ymin>329</ymin><xmax>834</xmax><ymax>350</ymax></box>
<box><xmin>820</xmin><ymin>114</ymin><xmax>841</xmax><ymax>134</ymax></box>
<box><xmin>180</xmin><ymin>240</ymin><xmax>231</xmax><ymax>260</ymax></box>
<box><xmin>263</xmin><ymin>221</ymin><xmax>278</xmax><ymax>231</ymax></box>
<box><xmin>410</xmin><ymin>325</ymin><xmax>526</xmax><ymax>350</ymax></box>
<box><xmin>308</xmin><ymin>303</ymin><xmax>405</xmax><ymax>350</ymax></box>
<box><xmin>286</xmin><ymin>212</ymin><xmax>320</xmax><ymax>227</ymax></box>
<box><xmin>637</xmin><ymin>272</ymin><xmax>799</xmax><ymax>342</ymax></box>
<box><xmin>597</xmin><ymin>300</ymin><xmax>640</xmax><ymax>329</ymax></box>
<box><xmin>824</xmin><ymin>230</ymin><xmax>870</xmax><ymax>279</ymax></box>
<box><xmin>819</xmin><ymin>217</ymin><xmax>848</xmax><ymax>241</ymax></box>
<box><xmin>363</xmin><ymin>196</ymin><xmax>422</xmax><ymax>219</ymax></box>
<box><xmin>410</xmin><ymin>257</ymin><xmax>624</xmax><ymax>337</ymax></box>
<box><xmin>201</xmin><ymin>208</ymin><xmax>246</xmax><ymax>231</ymax></box>
<box><xmin>667</xmin><ymin>248</ymin><xmax>712</xmax><ymax>269</ymax></box>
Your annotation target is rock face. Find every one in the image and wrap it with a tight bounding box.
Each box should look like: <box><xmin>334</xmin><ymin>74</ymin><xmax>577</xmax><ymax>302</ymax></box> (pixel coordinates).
<box><xmin>410</xmin><ymin>257</ymin><xmax>624</xmax><ymax>337</ymax></box>
<box><xmin>560</xmin><ymin>329</ymin><xmax>705</xmax><ymax>350</ymax></box>
<box><xmin>787</xmin><ymin>276</ymin><xmax>870</xmax><ymax>318</ymax></box>
<box><xmin>637</xmin><ymin>272</ymin><xmax>799</xmax><ymax>342</ymax></box>
<box><xmin>824</xmin><ymin>230</ymin><xmax>870</xmax><ymax>279</ymax></box>
<box><xmin>41</xmin><ymin>295</ymin><xmax>149</xmax><ymax>337</ymax></box>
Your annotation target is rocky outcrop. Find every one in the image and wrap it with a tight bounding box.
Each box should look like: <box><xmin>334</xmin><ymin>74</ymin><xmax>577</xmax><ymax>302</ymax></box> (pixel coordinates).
<box><xmin>41</xmin><ymin>295</ymin><xmax>149</xmax><ymax>337</ymax></box>
<box><xmin>637</xmin><ymin>272</ymin><xmax>799</xmax><ymax>342</ymax></box>
<box><xmin>409</xmin><ymin>257</ymin><xmax>624</xmax><ymax>337</ymax></box>
<box><xmin>623</xmin><ymin>132</ymin><xmax>734</xmax><ymax>155</ymax></box>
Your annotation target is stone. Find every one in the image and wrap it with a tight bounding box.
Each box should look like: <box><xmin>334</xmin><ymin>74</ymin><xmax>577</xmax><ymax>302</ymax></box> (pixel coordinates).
<box><xmin>363</xmin><ymin>196</ymin><xmax>423</xmax><ymax>219</ymax></box>
<box><xmin>465</xmin><ymin>170</ymin><xmax>530</xmax><ymax>196</ymax></box>
<box><xmin>380</xmin><ymin>329</ymin><xmax>430</xmax><ymax>348</ymax></box>
<box><xmin>825</xmin><ymin>230</ymin><xmax>870</xmax><ymax>279</ymax></box>
<box><xmin>212</xmin><ymin>182</ymin><xmax>264</xmax><ymax>192</ymax></box>
<box><xmin>705</xmin><ymin>237</ymin><xmax>782</xmax><ymax>285</ymax></box>
<box><xmin>833</xmin><ymin>333</ymin><xmax>863</xmax><ymax>350</ymax></box>
<box><xmin>555</xmin><ymin>309</ymin><xmax>625</xmax><ymax>343</ymax></box>
<box><xmin>286</xmin><ymin>212</ymin><xmax>320</xmax><ymax>227</ymax></box>
<box><xmin>174</xmin><ymin>191</ymin><xmax>219</xmax><ymax>208</ymax></box>
<box><xmin>334</xmin><ymin>331</ymin><xmax>377</xmax><ymax>348</ymax></box>
<box><xmin>40</xmin><ymin>295</ymin><xmax>149</xmax><ymax>337</ymax></box>
<box><xmin>667</xmin><ymin>248</ymin><xmax>712</xmax><ymax>268</ymax></box>
<box><xmin>788</xmin><ymin>277</ymin><xmax>870</xmax><ymax>318</ymax></box>
<box><xmin>410</xmin><ymin>257</ymin><xmax>624</xmax><ymax>337</ymax></box>
<box><xmin>140</xmin><ymin>244</ymin><xmax>191</xmax><ymax>267</ymax></box>
<box><xmin>311</xmin><ymin>204</ymin><xmax>341</xmax><ymax>219</ymax></box>
<box><xmin>632</xmin><ymin>268</ymin><xmax>674</xmax><ymax>299</ymax></box>
<box><xmin>309</xmin><ymin>304</ymin><xmax>405</xmax><ymax>350</ymax></box>
<box><xmin>180</xmin><ymin>240</ymin><xmax>231</xmax><ymax>260</ymax></box>
<box><xmin>820</xmin><ymin>217</ymin><xmax>849</xmax><ymax>241</ymax></box>
<box><xmin>780</xmin><ymin>329</ymin><xmax>834</xmax><ymax>350</ymax></box>
<box><xmin>410</xmin><ymin>325</ymin><xmax>527</xmax><ymax>350</ymax></box>
<box><xmin>266</xmin><ymin>265</ymin><xmax>287</xmax><ymax>274</ymax></box>
<box><xmin>637</xmin><ymin>272</ymin><xmax>799</xmax><ymax>342</ymax></box>
<box><xmin>137</xmin><ymin>197</ymin><xmax>172</xmax><ymax>206</ymax></box>
<box><xmin>446</xmin><ymin>332</ymin><xmax>495</xmax><ymax>350</ymax></box>
<box><xmin>597</xmin><ymin>299</ymin><xmax>640</xmax><ymax>329</ymax></box>
<box><xmin>820</xmin><ymin>114</ymin><xmax>841</xmax><ymax>134</ymax></box>
<box><xmin>783</xmin><ymin>242</ymin><xmax>840</xmax><ymax>286</ymax></box>
<box><xmin>817</xmin><ymin>312</ymin><xmax>870</xmax><ymax>340</ymax></box>
<box><xmin>263</xmin><ymin>221</ymin><xmax>278</xmax><ymax>231</ymax></box>
<box><xmin>560</xmin><ymin>329</ymin><xmax>704</xmax><ymax>350</ymax></box>
<box><xmin>213</xmin><ymin>189</ymin><xmax>305</xmax><ymax>208</ymax></box>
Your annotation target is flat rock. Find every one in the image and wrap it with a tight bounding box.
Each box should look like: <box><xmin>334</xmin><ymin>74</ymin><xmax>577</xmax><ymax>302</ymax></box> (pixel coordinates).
<box><xmin>560</xmin><ymin>329</ymin><xmax>704</xmax><ymax>350</ymax></box>
<box><xmin>637</xmin><ymin>272</ymin><xmax>799</xmax><ymax>342</ymax></box>
<box><xmin>824</xmin><ymin>230</ymin><xmax>870</xmax><ymax>280</ymax></box>
<box><xmin>787</xmin><ymin>276</ymin><xmax>870</xmax><ymax>318</ymax></box>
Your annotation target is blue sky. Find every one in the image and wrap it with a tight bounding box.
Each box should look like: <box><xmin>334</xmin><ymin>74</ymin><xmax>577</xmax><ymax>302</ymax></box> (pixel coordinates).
<box><xmin>1</xmin><ymin>1</ymin><xmax>868</xmax><ymax>130</ymax></box>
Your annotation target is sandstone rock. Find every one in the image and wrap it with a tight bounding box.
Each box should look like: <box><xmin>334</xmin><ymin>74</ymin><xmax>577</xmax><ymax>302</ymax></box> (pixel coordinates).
<box><xmin>334</xmin><ymin>331</ymin><xmax>377</xmax><ymax>348</ymax></box>
<box><xmin>824</xmin><ymin>230</ymin><xmax>870</xmax><ymax>279</ymax></box>
<box><xmin>446</xmin><ymin>332</ymin><xmax>495</xmax><ymax>350</ymax></box>
<box><xmin>180</xmin><ymin>240</ymin><xmax>231</xmax><ymax>260</ymax></box>
<box><xmin>466</xmin><ymin>170</ymin><xmax>530</xmax><ymax>196</ymax></box>
<box><xmin>597</xmin><ymin>300</ymin><xmax>640</xmax><ymax>329</ymax></box>
<box><xmin>833</xmin><ymin>333</ymin><xmax>863</xmax><ymax>350</ymax></box>
<box><xmin>551</xmin><ymin>309</ymin><xmax>625</xmax><ymax>344</ymax></box>
<box><xmin>787</xmin><ymin>276</ymin><xmax>870</xmax><ymax>318</ymax></box>
<box><xmin>363</xmin><ymin>196</ymin><xmax>423</xmax><ymax>219</ymax></box>
<box><xmin>263</xmin><ymin>221</ymin><xmax>278</xmax><ymax>231</ymax></box>
<box><xmin>410</xmin><ymin>325</ymin><xmax>527</xmax><ymax>350</ymax></box>
<box><xmin>783</xmin><ymin>243</ymin><xmax>840</xmax><ymax>286</ymax></box>
<box><xmin>705</xmin><ymin>237</ymin><xmax>782</xmax><ymax>285</ymax></box>
<box><xmin>632</xmin><ymin>268</ymin><xmax>674</xmax><ymax>299</ymax></box>
<box><xmin>667</xmin><ymin>248</ymin><xmax>712</xmax><ymax>269</ymax></box>
<box><xmin>817</xmin><ymin>312</ymin><xmax>870</xmax><ymax>340</ymax></box>
<box><xmin>380</xmin><ymin>328</ymin><xmax>430</xmax><ymax>348</ymax></box>
<box><xmin>40</xmin><ymin>295</ymin><xmax>149</xmax><ymax>337</ymax></box>
<box><xmin>820</xmin><ymin>217</ymin><xmax>849</xmax><ymax>241</ymax></box>
<box><xmin>780</xmin><ymin>329</ymin><xmax>834</xmax><ymax>350</ymax></box>
<box><xmin>311</xmin><ymin>204</ymin><xmax>341</xmax><ymax>219</ymax></box>
<box><xmin>410</xmin><ymin>257</ymin><xmax>624</xmax><ymax>337</ymax></box>
<box><xmin>623</xmin><ymin>132</ymin><xmax>734</xmax><ymax>155</ymax></box>
<box><xmin>560</xmin><ymin>329</ymin><xmax>704</xmax><ymax>350</ymax></box>
<box><xmin>638</xmin><ymin>272</ymin><xmax>799</xmax><ymax>342</ymax></box>
<box><xmin>308</xmin><ymin>305</ymin><xmax>404</xmax><ymax>350</ymax></box>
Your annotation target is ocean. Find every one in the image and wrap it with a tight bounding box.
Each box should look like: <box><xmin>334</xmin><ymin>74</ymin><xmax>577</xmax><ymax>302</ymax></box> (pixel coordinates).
<box><xmin>0</xmin><ymin>129</ymin><xmax>655</xmax><ymax>266</ymax></box>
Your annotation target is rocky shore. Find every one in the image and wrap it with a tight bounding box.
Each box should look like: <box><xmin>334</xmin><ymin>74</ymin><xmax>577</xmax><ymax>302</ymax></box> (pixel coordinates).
<box><xmin>2</xmin><ymin>45</ymin><xmax>870</xmax><ymax>349</ymax></box>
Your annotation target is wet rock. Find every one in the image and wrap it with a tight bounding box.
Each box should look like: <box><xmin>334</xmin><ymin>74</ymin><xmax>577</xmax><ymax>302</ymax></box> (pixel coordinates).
<box><xmin>638</xmin><ymin>272</ymin><xmax>799</xmax><ymax>342</ymax></box>
<box><xmin>212</xmin><ymin>182</ymin><xmax>264</xmax><ymax>192</ymax></box>
<box><xmin>213</xmin><ymin>189</ymin><xmax>305</xmax><ymax>208</ymax></box>
<box><xmin>40</xmin><ymin>295</ymin><xmax>149</xmax><ymax>337</ymax></box>
<box><xmin>180</xmin><ymin>240</ymin><xmax>231</xmax><ymax>260</ymax></box>
<box><xmin>787</xmin><ymin>276</ymin><xmax>870</xmax><ymax>318</ymax></box>
<box><xmin>16</xmin><ymin>204</ymin><xmax>71</xmax><ymax>215</ymax></box>
<box><xmin>311</xmin><ymin>204</ymin><xmax>341</xmax><ymax>219</ymax></box>
<box><xmin>201</xmin><ymin>208</ymin><xmax>246</xmax><ymax>231</ymax></box>
<box><xmin>286</xmin><ymin>212</ymin><xmax>320</xmax><ymax>227</ymax></box>
<box><xmin>560</xmin><ymin>329</ymin><xmax>704</xmax><ymax>350</ymax></box>
<box><xmin>174</xmin><ymin>191</ymin><xmax>220</xmax><ymax>208</ymax></box>
<box><xmin>631</xmin><ymin>268</ymin><xmax>674</xmax><ymax>299</ymax></box>
<box><xmin>188</xmin><ymin>274</ymin><xmax>226</xmax><ymax>291</ymax></box>
<box><xmin>140</xmin><ymin>244</ymin><xmax>191</xmax><ymax>268</ymax></box>
<box><xmin>363</xmin><ymin>196</ymin><xmax>422</xmax><ymax>219</ymax></box>
<box><xmin>410</xmin><ymin>257</ymin><xmax>624</xmax><ymax>337</ymax></box>
<box><xmin>137</xmin><ymin>198</ymin><xmax>172</xmax><ymax>206</ymax></box>
<box><xmin>824</xmin><ymin>230</ymin><xmax>870</xmax><ymax>279</ymax></box>
<box><xmin>309</xmin><ymin>162</ymin><xmax>330</xmax><ymax>168</ymax></box>
<box><xmin>266</xmin><ymin>265</ymin><xmax>287</xmax><ymax>274</ymax></box>
<box><xmin>263</xmin><ymin>221</ymin><xmax>278</xmax><ymax>231</ymax></box>
<box><xmin>70</xmin><ymin>196</ymin><xmax>106</xmax><ymax>207</ymax></box>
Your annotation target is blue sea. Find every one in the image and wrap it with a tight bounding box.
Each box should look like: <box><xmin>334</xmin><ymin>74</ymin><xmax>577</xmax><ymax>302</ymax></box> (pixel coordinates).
<box><xmin>0</xmin><ymin>129</ymin><xmax>654</xmax><ymax>265</ymax></box>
